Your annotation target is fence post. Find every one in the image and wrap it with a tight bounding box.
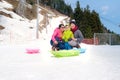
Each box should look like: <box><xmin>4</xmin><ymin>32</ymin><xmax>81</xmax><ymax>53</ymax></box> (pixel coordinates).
<box><xmin>36</xmin><ymin>0</ymin><xmax>39</xmax><ymax>39</ymax></box>
<box><xmin>94</xmin><ymin>33</ymin><xmax>95</xmax><ymax>45</ymax></box>
<box><xmin>109</xmin><ymin>33</ymin><xmax>111</xmax><ymax>45</ymax></box>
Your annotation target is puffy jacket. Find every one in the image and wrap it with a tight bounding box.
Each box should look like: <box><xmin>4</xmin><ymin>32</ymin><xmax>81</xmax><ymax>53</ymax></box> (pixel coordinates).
<box><xmin>71</xmin><ymin>26</ymin><xmax>84</xmax><ymax>43</ymax></box>
<box><xmin>74</xmin><ymin>29</ymin><xmax>84</xmax><ymax>43</ymax></box>
<box><xmin>51</xmin><ymin>28</ymin><xmax>63</xmax><ymax>42</ymax></box>
<box><xmin>62</xmin><ymin>29</ymin><xmax>74</xmax><ymax>42</ymax></box>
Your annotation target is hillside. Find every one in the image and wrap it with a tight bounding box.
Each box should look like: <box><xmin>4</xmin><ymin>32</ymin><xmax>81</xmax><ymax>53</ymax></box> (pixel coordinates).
<box><xmin>0</xmin><ymin>0</ymin><xmax>69</xmax><ymax>44</ymax></box>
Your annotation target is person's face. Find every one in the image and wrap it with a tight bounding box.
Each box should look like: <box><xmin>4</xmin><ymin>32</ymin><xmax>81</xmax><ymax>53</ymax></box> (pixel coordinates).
<box><xmin>65</xmin><ymin>25</ymin><xmax>70</xmax><ymax>30</ymax></box>
<box><xmin>60</xmin><ymin>25</ymin><xmax>65</xmax><ymax>32</ymax></box>
<box><xmin>70</xmin><ymin>23</ymin><xmax>75</xmax><ymax>29</ymax></box>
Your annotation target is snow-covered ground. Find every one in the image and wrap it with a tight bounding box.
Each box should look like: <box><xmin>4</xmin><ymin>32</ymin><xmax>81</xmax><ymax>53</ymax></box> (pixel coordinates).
<box><xmin>0</xmin><ymin>41</ymin><xmax>120</xmax><ymax>80</ymax></box>
<box><xmin>0</xmin><ymin>1</ymin><xmax>120</xmax><ymax>80</ymax></box>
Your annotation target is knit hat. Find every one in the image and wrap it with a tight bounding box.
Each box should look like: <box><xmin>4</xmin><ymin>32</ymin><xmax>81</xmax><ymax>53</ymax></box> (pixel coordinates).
<box><xmin>70</xmin><ymin>21</ymin><xmax>76</xmax><ymax>25</ymax></box>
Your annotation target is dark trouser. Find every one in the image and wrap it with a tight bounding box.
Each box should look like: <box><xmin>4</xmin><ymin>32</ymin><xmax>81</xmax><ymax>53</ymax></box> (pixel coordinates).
<box><xmin>50</xmin><ymin>38</ymin><xmax>72</xmax><ymax>50</ymax></box>
<box><xmin>50</xmin><ymin>38</ymin><xmax>65</xmax><ymax>50</ymax></box>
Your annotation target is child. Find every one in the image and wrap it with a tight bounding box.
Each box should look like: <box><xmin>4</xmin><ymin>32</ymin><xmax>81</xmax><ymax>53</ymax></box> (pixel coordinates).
<box><xmin>62</xmin><ymin>25</ymin><xmax>76</xmax><ymax>41</ymax></box>
<box><xmin>62</xmin><ymin>25</ymin><xmax>77</xmax><ymax>49</ymax></box>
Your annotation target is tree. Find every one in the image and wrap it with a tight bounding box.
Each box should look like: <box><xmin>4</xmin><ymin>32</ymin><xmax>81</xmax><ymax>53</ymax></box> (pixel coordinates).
<box><xmin>91</xmin><ymin>10</ymin><xmax>103</xmax><ymax>33</ymax></box>
<box><xmin>63</xmin><ymin>4</ymin><xmax>73</xmax><ymax>17</ymax></box>
<box><xmin>73</xmin><ymin>1</ymin><xmax>83</xmax><ymax>26</ymax></box>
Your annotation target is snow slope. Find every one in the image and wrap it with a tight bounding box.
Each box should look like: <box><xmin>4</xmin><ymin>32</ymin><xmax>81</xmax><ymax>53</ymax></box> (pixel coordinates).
<box><xmin>0</xmin><ymin>1</ymin><xmax>120</xmax><ymax>80</ymax></box>
<box><xmin>0</xmin><ymin>0</ymin><xmax>68</xmax><ymax>44</ymax></box>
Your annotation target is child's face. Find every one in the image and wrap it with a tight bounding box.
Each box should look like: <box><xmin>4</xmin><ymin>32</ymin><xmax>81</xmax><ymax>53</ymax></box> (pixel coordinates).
<box><xmin>65</xmin><ymin>25</ymin><xmax>70</xmax><ymax>30</ymax></box>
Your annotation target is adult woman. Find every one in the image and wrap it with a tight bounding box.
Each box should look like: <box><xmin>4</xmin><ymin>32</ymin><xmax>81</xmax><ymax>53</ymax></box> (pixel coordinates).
<box><xmin>50</xmin><ymin>24</ymin><xmax>65</xmax><ymax>51</ymax></box>
<box><xmin>69</xmin><ymin>21</ymin><xmax>84</xmax><ymax>48</ymax></box>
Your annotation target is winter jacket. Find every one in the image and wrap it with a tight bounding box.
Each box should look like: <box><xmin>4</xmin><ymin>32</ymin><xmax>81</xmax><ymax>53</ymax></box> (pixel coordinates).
<box><xmin>51</xmin><ymin>28</ymin><xmax>63</xmax><ymax>42</ymax></box>
<box><xmin>71</xmin><ymin>26</ymin><xmax>84</xmax><ymax>43</ymax></box>
<box><xmin>62</xmin><ymin>29</ymin><xmax>74</xmax><ymax>42</ymax></box>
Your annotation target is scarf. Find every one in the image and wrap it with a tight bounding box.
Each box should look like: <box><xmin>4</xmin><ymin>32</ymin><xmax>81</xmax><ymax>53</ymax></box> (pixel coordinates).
<box><xmin>71</xmin><ymin>26</ymin><xmax>78</xmax><ymax>33</ymax></box>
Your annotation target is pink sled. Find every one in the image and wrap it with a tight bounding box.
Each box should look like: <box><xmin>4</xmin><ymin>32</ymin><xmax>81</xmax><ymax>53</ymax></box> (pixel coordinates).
<box><xmin>26</xmin><ymin>48</ymin><xmax>40</xmax><ymax>54</ymax></box>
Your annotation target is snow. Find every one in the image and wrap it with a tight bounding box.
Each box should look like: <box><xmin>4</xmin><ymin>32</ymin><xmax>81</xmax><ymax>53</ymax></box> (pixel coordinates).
<box><xmin>0</xmin><ymin>1</ymin><xmax>120</xmax><ymax>80</ymax></box>
<box><xmin>0</xmin><ymin>0</ymin><xmax>67</xmax><ymax>44</ymax></box>
<box><xmin>0</xmin><ymin>43</ymin><xmax>120</xmax><ymax>80</ymax></box>
<box><xmin>0</xmin><ymin>0</ymin><xmax>13</xmax><ymax>9</ymax></box>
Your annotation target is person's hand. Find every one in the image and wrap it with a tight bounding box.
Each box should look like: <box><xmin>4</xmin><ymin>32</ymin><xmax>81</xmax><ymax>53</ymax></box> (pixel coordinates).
<box><xmin>54</xmin><ymin>41</ymin><xmax>58</xmax><ymax>44</ymax></box>
<box><xmin>73</xmin><ymin>38</ymin><xmax>77</xmax><ymax>41</ymax></box>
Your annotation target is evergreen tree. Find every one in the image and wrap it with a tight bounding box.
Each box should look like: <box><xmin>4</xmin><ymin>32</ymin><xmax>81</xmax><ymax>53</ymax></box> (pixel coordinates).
<box><xmin>73</xmin><ymin>1</ymin><xmax>83</xmax><ymax>26</ymax></box>
<box><xmin>91</xmin><ymin>10</ymin><xmax>103</xmax><ymax>33</ymax></box>
<box><xmin>64</xmin><ymin>5</ymin><xmax>73</xmax><ymax>17</ymax></box>
<box><xmin>81</xmin><ymin>5</ymin><xmax>92</xmax><ymax>38</ymax></box>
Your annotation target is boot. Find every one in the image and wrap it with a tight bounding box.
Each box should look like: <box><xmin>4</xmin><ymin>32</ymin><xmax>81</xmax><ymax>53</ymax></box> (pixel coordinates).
<box><xmin>52</xmin><ymin>46</ymin><xmax>59</xmax><ymax>51</ymax></box>
<box><xmin>76</xmin><ymin>44</ymin><xmax>81</xmax><ymax>48</ymax></box>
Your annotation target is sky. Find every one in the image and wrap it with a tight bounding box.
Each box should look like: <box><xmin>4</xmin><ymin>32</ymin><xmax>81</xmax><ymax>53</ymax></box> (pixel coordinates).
<box><xmin>65</xmin><ymin>0</ymin><xmax>120</xmax><ymax>34</ymax></box>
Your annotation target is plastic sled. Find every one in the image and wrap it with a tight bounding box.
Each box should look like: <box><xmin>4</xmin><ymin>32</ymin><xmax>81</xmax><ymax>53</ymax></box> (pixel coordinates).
<box><xmin>73</xmin><ymin>48</ymin><xmax>86</xmax><ymax>53</ymax></box>
<box><xmin>26</xmin><ymin>48</ymin><xmax>40</xmax><ymax>54</ymax></box>
<box><xmin>50</xmin><ymin>50</ymin><xmax>79</xmax><ymax>57</ymax></box>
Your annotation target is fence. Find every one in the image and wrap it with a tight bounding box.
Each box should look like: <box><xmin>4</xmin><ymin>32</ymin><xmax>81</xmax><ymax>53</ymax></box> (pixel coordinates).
<box><xmin>94</xmin><ymin>33</ymin><xmax>120</xmax><ymax>45</ymax></box>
